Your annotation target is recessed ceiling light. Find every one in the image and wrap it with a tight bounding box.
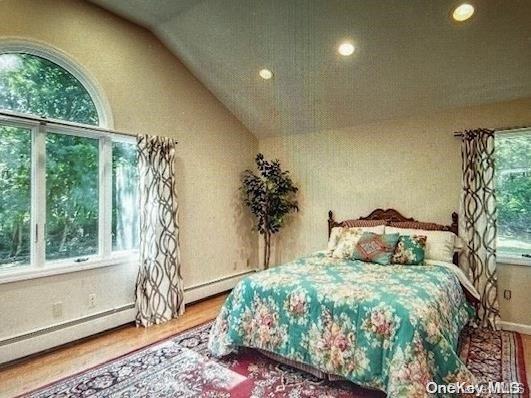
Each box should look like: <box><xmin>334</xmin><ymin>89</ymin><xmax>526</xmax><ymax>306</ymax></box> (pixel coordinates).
<box><xmin>259</xmin><ymin>68</ymin><xmax>273</xmax><ymax>80</ymax></box>
<box><xmin>452</xmin><ymin>3</ymin><xmax>475</xmax><ymax>22</ymax></box>
<box><xmin>338</xmin><ymin>42</ymin><xmax>355</xmax><ymax>56</ymax></box>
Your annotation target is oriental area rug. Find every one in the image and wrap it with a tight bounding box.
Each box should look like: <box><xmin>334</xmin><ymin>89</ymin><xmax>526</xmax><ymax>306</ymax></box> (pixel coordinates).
<box><xmin>22</xmin><ymin>322</ymin><xmax>528</xmax><ymax>398</ymax></box>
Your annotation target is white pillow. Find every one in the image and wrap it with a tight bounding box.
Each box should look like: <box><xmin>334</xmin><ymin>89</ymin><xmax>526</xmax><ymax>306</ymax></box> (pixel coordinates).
<box><xmin>385</xmin><ymin>226</ymin><xmax>456</xmax><ymax>263</ymax></box>
<box><xmin>327</xmin><ymin>227</ymin><xmax>344</xmax><ymax>255</ymax></box>
<box><xmin>454</xmin><ymin>236</ymin><xmax>466</xmax><ymax>253</ymax></box>
<box><xmin>328</xmin><ymin>225</ymin><xmax>385</xmax><ymax>258</ymax></box>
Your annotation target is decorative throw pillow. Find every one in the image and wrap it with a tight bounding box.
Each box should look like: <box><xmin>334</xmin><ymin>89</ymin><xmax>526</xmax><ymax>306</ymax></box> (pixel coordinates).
<box><xmin>351</xmin><ymin>232</ymin><xmax>400</xmax><ymax>265</ymax></box>
<box><xmin>331</xmin><ymin>228</ymin><xmax>364</xmax><ymax>259</ymax></box>
<box><xmin>327</xmin><ymin>227</ymin><xmax>344</xmax><ymax>256</ymax></box>
<box><xmin>391</xmin><ymin>235</ymin><xmax>427</xmax><ymax>265</ymax></box>
<box><xmin>385</xmin><ymin>226</ymin><xmax>456</xmax><ymax>263</ymax></box>
<box><xmin>327</xmin><ymin>225</ymin><xmax>386</xmax><ymax>257</ymax></box>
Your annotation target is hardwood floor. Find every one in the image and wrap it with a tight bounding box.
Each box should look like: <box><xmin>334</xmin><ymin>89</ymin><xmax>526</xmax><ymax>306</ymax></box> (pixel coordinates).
<box><xmin>0</xmin><ymin>293</ymin><xmax>529</xmax><ymax>397</ymax></box>
<box><xmin>523</xmin><ymin>333</ymin><xmax>531</xmax><ymax>391</ymax></box>
<box><xmin>0</xmin><ymin>294</ymin><xmax>227</xmax><ymax>398</ymax></box>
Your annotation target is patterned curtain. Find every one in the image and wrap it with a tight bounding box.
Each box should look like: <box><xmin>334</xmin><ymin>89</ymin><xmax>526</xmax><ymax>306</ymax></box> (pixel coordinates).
<box><xmin>459</xmin><ymin>129</ymin><xmax>500</xmax><ymax>329</ymax></box>
<box><xmin>135</xmin><ymin>134</ymin><xmax>184</xmax><ymax>327</ymax></box>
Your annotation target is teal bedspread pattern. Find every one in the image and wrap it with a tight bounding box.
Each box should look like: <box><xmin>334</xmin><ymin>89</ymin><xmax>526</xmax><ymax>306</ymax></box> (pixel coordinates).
<box><xmin>208</xmin><ymin>252</ymin><xmax>475</xmax><ymax>397</ymax></box>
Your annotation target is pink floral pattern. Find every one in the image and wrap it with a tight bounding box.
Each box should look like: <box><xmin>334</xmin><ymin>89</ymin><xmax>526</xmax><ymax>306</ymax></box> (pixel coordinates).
<box><xmin>24</xmin><ymin>322</ymin><xmax>528</xmax><ymax>398</ymax></box>
<box><xmin>209</xmin><ymin>252</ymin><xmax>474</xmax><ymax>396</ymax></box>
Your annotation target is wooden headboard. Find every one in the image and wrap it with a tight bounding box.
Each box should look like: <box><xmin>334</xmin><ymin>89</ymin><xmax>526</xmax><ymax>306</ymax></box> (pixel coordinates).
<box><xmin>327</xmin><ymin>208</ymin><xmax>458</xmax><ymax>237</ymax></box>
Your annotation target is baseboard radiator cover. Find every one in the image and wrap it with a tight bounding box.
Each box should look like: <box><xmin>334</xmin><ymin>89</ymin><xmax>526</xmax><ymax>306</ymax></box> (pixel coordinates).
<box><xmin>0</xmin><ymin>305</ymin><xmax>136</xmax><ymax>364</ymax></box>
<box><xmin>499</xmin><ymin>320</ymin><xmax>531</xmax><ymax>335</ymax></box>
<box><xmin>0</xmin><ymin>269</ymin><xmax>256</xmax><ymax>364</ymax></box>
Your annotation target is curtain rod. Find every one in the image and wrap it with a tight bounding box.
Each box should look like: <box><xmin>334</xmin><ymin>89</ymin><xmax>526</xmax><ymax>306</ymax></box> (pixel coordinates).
<box><xmin>0</xmin><ymin>110</ymin><xmax>178</xmax><ymax>143</ymax></box>
<box><xmin>453</xmin><ymin>125</ymin><xmax>531</xmax><ymax>137</ymax></box>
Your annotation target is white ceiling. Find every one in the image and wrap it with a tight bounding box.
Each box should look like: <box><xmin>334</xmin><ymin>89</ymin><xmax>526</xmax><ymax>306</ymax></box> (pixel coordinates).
<box><xmin>90</xmin><ymin>0</ymin><xmax>531</xmax><ymax>137</ymax></box>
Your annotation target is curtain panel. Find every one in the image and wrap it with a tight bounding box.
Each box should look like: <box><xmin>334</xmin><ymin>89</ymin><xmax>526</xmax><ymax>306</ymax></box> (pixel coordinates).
<box><xmin>459</xmin><ymin>128</ymin><xmax>500</xmax><ymax>329</ymax></box>
<box><xmin>135</xmin><ymin>134</ymin><xmax>184</xmax><ymax>327</ymax></box>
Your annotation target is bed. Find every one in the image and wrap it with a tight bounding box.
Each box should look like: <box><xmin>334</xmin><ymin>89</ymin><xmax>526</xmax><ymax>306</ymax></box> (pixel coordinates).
<box><xmin>208</xmin><ymin>209</ymin><xmax>478</xmax><ymax>397</ymax></box>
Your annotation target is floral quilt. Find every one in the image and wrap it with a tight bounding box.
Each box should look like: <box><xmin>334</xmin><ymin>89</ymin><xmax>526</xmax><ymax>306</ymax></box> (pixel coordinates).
<box><xmin>208</xmin><ymin>252</ymin><xmax>475</xmax><ymax>397</ymax></box>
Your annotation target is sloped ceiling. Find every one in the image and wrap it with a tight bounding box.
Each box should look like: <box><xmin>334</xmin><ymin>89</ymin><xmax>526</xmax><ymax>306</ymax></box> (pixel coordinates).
<box><xmin>90</xmin><ymin>0</ymin><xmax>531</xmax><ymax>137</ymax></box>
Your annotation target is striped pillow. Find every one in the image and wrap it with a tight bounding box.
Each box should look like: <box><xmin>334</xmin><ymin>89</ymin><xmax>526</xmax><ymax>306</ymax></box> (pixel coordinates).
<box><xmin>342</xmin><ymin>219</ymin><xmax>387</xmax><ymax>228</ymax></box>
<box><xmin>388</xmin><ymin>221</ymin><xmax>446</xmax><ymax>231</ymax></box>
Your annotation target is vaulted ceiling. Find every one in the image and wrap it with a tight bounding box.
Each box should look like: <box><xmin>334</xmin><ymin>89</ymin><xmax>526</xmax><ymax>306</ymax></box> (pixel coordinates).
<box><xmin>90</xmin><ymin>0</ymin><xmax>531</xmax><ymax>137</ymax></box>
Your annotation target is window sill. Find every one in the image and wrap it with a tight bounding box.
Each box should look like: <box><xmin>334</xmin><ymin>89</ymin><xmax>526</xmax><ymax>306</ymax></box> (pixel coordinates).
<box><xmin>497</xmin><ymin>255</ymin><xmax>531</xmax><ymax>267</ymax></box>
<box><xmin>0</xmin><ymin>253</ymin><xmax>138</xmax><ymax>285</ymax></box>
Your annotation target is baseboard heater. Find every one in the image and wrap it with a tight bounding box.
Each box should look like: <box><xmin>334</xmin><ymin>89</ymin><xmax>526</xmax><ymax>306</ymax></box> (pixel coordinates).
<box><xmin>0</xmin><ymin>268</ymin><xmax>257</xmax><ymax>364</ymax></box>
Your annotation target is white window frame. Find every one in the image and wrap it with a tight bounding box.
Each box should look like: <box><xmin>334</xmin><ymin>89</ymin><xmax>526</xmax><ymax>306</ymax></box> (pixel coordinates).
<box><xmin>0</xmin><ymin>39</ymin><xmax>114</xmax><ymax>129</ymax></box>
<box><xmin>0</xmin><ymin>115</ymin><xmax>138</xmax><ymax>284</ymax></box>
<box><xmin>0</xmin><ymin>41</ymin><xmax>139</xmax><ymax>283</ymax></box>
<box><xmin>495</xmin><ymin>128</ymin><xmax>531</xmax><ymax>267</ymax></box>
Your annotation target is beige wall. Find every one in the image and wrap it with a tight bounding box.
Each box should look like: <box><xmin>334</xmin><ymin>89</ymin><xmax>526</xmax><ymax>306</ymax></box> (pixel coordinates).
<box><xmin>260</xmin><ymin>97</ymin><xmax>531</xmax><ymax>325</ymax></box>
<box><xmin>0</xmin><ymin>0</ymin><xmax>258</xmax><ymax>340</ymax></box>
<box><xmin>0</xmin><ymin>0</ymin><xmax>528</xmax><ymax>343</ymax></box>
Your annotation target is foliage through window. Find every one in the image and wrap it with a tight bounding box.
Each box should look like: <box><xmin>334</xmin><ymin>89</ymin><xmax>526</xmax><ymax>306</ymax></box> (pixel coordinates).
<box><xmin>0</xmin><ymin>126</ymin><xmax>31</xmax><ymax>267</ymax></box>
<box><xmin>0</xmin><ymin>53</ymin><xmax>98</xmax><ymax>125</ymax></box>
<box><xmin>495</xmin><ymin>130</ymin><xmax>531</xmax><ymax>259</ymax></box>
<box><xmin>0</xmin><ymin>52</ymin><xmax>138</xmax><ymax>272</ymax></box>
<box><xmin>46</xmin><ymin>133</ymin><xmax>100</xmax><ymax>261</ymax></box>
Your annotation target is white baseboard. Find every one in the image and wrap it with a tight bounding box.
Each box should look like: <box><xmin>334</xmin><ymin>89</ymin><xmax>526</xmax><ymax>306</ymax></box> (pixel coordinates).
<box><xmin>0</xmin><ymin>305</ymin><xmax>136</xmax><ymax>364</ymax></box>
<box><xmin>183</xmin><ymin>268</ymin><xmax>257</xmax><ymax>304</ymax></box>
<box><xmin>0</xmin><ymin>269</ymin><xmax>256</xmax><ymax>364</ymax></box>
<box><xmin>499</xmin><ymin>320</ymin><xmax>531</xmax><ymax>335</ymax></box>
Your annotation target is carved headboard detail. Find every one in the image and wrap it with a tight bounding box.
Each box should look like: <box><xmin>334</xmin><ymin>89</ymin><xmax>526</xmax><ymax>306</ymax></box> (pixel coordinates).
<box><xmin>327</xmin><ymin>208</ymin><xmax>458</xmax><ymax>237</ymax></box>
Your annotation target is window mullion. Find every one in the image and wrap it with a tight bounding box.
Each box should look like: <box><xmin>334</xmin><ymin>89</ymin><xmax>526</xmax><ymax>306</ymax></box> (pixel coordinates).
<box><xmin>100</xmin><ymin>137</ymin><xmax>112</xmax><ymax>258</ymax></box>
<box><xmin>32</xmin><ymin>124</ymin><xmax>46</xmax><ymax>268</ymax></box>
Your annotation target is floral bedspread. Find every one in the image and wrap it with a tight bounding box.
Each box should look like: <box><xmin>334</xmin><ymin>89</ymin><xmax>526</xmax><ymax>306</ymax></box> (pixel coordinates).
<box><xmin>208</xmin><ymin>252</ymin><xmax>475</xmax><ymax>397</ymax></box>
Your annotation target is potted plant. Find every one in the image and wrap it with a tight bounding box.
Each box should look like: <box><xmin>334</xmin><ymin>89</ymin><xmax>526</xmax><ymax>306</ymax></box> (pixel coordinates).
<box><xmin>241</xmin><ymin>153</ymin><xmax>299</xmax><ymax>269</ymax></box>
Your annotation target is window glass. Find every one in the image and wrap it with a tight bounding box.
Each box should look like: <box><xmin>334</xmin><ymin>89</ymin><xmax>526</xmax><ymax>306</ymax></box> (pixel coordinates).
<box><xmin>112</xmin><ymin>141</ymin><xmax>139</xmax><ymax>251</ymax></box>
<box><xmin>0</xmin><ymin>53</ymin><xmax>99</xmax><ymax>125</ymax></box>
<box><xmin>46</xmin><ymin>132</ymin><xmax>99</xmax><ymax>261</ymax></box>
<box><xmin>496</xmin><ymin>131</ymin><xmax>531</xmax><ymax>258</ymax></box>
<box><xmin>0</xmin><ymin>50</ymin><xmax>142</xmax><ymax>276</ymax></box>
<box><xmin>0</xmin><ymin>125</ymin><xmax>31</xmax><ymax>269</ymax></box>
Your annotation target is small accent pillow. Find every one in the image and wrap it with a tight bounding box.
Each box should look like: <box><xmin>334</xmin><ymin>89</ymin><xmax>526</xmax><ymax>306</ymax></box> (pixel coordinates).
<box><xmin>351</xmin><ymin>232</ymin><xmax>400</xmax><ymax>265</ymax></box>
<box><xmin>327</xmin><ymin>225</ymin><xmax>386</xmax><ymax>257</ymax></box>
<box><xmin>392</xmin><ymin>235</ymin><xmax>427</xmax><ymax>265</ymax></box>
<box><xmin>331</xmin><ymin>228</ymin><xmax>364</xmax><ymax>259</ymax></box>
<box><xmin>385</xmin><ymin>226</ymin><xmax>456</xmax><ymax>263</ymax></box>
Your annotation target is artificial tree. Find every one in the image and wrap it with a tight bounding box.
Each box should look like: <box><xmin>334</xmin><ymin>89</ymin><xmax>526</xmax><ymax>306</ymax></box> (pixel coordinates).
<box><xmin>241</xmin><ymin>153</ymin><xmax>298</xmax><ymax>269</ymax></box>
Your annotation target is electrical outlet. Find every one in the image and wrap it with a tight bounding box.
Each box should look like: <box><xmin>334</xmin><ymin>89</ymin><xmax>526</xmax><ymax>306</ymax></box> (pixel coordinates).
<box><xmin>88</xmin><ymin>293</ymin><xmax>96</xmax><ymax>308</ymax></box>
<box><xmin>52</xmin><ymin>302</ymin><xmax>63</xmax><ymax>318</ymax></box>
<box><xmin>503</xmin><ymin>289</ymin><xmax>511</xmax><ymax>300</ymax></box>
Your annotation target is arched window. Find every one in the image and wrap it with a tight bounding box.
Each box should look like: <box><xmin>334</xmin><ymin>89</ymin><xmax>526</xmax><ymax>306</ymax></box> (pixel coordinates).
<box><xmin>0</xmin><ymin>53</ymin><xmax>99</xmax><ymax>125</ymax></box>
<box><xmin>0</xmin><ymin>45</ymin><xmax>137</xmax><ymax>278</ymax></box>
